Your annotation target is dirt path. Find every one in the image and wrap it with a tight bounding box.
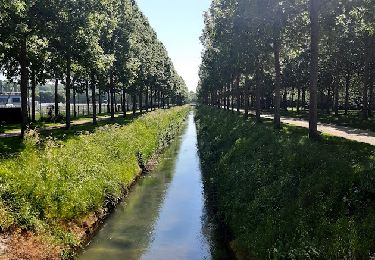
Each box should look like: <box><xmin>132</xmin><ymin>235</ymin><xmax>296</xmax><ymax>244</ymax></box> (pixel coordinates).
<box><xmin>224</xmin><ymin>107</ymin><xmax>375</xmax><ymax>146</ymax></box>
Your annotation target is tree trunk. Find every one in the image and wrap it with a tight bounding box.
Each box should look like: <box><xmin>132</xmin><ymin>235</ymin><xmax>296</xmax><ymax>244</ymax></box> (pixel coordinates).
<box><xmin>73</xmin><ymin>86</ymin><xmax>77</xmax><ymax>118</ymax></box>
<box><xmin>20</xmin><ymin>37</ymin><xmax>28</xmax><ymax>136</ymax></box>
<box><xmin>139</xmin><ymin>89</ymin><xmax>143</xmax><ymax>113</ymax></box>
<box><xmin>362</xmin><ymin>41</ymin><xmax>371</xmax><ymax>120</ymax></box>
<box><xmin>126</xmin><ymin>94</ymin><xmax>130</xmax><ymax>112</ymax></box>
<box><xmin>334</xmin><ymin>76</ymin><xmax>340</xmax><ymax>115</ymax></box>
<box><xmin>110</xmin><ymin>73</ymin><xmax>115</xmax><ymax>121</ymax></box>
<box><xmin>344</xmin><ymin>73</ymin><xmax>351</xmax><ymax>115</ymax></box>
<box><xmin>98</xmin><ymin>89</ymin><xmax>102</xmax><ymax>114</ymax></box>
<box><xmin>65</xmin><ymin>56</ymin><xmax>71</xmax><ymax>129</ymax></box>
<box><xmin>236</xmin><ymin>75</ymin><xmax>241</xmax><ymax>113</ymax></box>
<box><xmin>244</xmin><ymin>79</ymin><xmax>250</xmax><ymax>118</ymax></box>
<box><xmin>297</xmin><ymin>86</ymin><xmax>301</xmax><ymax>113</ymax></box>
<box><xmin>122</xmin><ymin>87</ymin><xmax>127</xmax><ymax>118</ymax></box>
<box><xmin>327</xmin><ymin>85</ymin><xmax>331</xmax><ymax>114</ymax></box>
<box><xmin>54</xmin><ymin>79</ymin><xmax>59</xmax><ymax>116</ymax></box>
<box><xmin>255</xmin><ymin>64</ymin><xmax>262</xmax><ymax>122</ymax></box>
<box><xmin>107</xmin><ymin>90</ymin><xmax>110</xmax><ymax>114</ymax></box>
<box><xmin>145</xmin><ymin>86</ymin><xmax>149</xmax><ymax>112</ymax></box>
<box><xmin>31</xmin><ymin>69</ymin><xmax>36</xmax><ymax>123</ymax></box>
<box><xmin>85</xmin><ymin>80</ymin><xmax>90</xmax><ymax>116</ymax></box>
<box><xmin>274</xmin><ymin>36</ymin><xmax>282</xmax><ymax>129</ymax></box>
<box><xmin>302</xmin><ymin>87</ymin><xmax>306</xmax><ymax>111</ymax></box>
<box><xmin>308</xmin><ymin>0</ymin><xmax>320</xmax><ymax>139</ymax></box>
<box><xmin>370</xmin><ymin>74</ymin><xmax>374</xmax><ymax>117</ymax></box>
<box><xmin>132</xmin><ymin>93</ymin><xmax>137</xmax><ymax>116</ymax></box>
<box><xmin>91</xmin><ymin>72</ymin><xmax>97</xmax><ymax>125</ymax></box>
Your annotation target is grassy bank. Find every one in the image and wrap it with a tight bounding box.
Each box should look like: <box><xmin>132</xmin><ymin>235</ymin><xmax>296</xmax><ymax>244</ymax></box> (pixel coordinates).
<box><xmin>196</xmin><ymin>106</ymin><xmax>375</xmax><ymax>259</ymax></box>
<box><xmin>0</xmin><ymin>106</ymin><xmax>189</xmax><ymax>258</ymax></box>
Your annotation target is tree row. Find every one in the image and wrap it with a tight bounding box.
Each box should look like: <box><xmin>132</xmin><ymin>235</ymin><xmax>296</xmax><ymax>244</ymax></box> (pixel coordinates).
<box><xmin>0</xmin><ymin>0</ymin><xmax>188</xmax><ymax>135</ymax></box>
<box><xmin>198</xmin><ymin>0</ymin><xmax>374</xmax><ymax>138</ymax></box>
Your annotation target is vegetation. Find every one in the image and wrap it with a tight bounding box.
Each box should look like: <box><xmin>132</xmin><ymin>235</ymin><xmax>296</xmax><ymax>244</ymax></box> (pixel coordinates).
<box><xmin>196</xmin><ymin>106</ymin><xmax>375</xmax><ymax>258</ymax></box>
<box><xmin>279</xmin><ymin>110</ymin><xmax>375</xmax><ymax>132</ymax></box>
<box><xmin>0</xmin><ymin>106</ymin><xmax>189</xmax><ymax>256</ymax></box>
<box><xmin>0</xmin><ymin>0</ymin><xmax>188</xmax><ymax>134</ymax></box>
<box><xmin>198</xmin><ymin>0</ymin><xmax>375</xmax><ymax>138</ymax></box>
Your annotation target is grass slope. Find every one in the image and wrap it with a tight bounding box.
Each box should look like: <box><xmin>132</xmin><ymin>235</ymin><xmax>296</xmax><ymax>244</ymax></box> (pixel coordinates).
<box><xmin>196</xmin><ymin>106</ymin><xmax>375</xmax><ymax>259</ymax></box>
<box><xmin>0</xmin><ymin>106</ymin><xmax>189</xmax><ymax>257</ymax></box>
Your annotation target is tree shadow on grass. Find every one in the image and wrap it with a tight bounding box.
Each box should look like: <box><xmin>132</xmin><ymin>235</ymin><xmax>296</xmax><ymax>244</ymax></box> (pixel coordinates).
<box><xmin>0</xmin><ymin>112</ymin><xmax>143</xmax><ymax>158</ymax></box>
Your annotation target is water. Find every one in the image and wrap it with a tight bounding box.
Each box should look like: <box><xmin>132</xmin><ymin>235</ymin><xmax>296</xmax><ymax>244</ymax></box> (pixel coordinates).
<box><xmin>79</xmin><ymin>112</ymin><xmax>226</xmax><ymax>260</ymax></box>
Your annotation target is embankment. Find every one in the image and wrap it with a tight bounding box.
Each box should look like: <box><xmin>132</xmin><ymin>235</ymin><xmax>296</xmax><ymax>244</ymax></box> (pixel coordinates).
<box><xmin>0</xmin><ymin>106</ymin><xmax>190</xmax><ymax>259</ymax></box>
<box><xmin>196</xmin><ymin>106</ymin><xmax>375</xmax><ymax>259</ymax></box>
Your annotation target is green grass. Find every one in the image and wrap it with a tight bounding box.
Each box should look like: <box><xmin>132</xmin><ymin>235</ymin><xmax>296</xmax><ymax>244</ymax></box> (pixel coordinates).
<box><xmin>0</xmin><ymin>106</ymin><xmax>190</xmax><ymax>255</ymax></box>
<box><xmin>279</xmin><ymin>109</ymin><xmax>375</xmax><ymax>132</ymax></box>
<box><xmin>0</xmin><ymin>112</ymin><xmax>143</xmax><ymax>158</ymax></box>
<box><xmin>196</xmin><ymin>106</ymin><xmax>375</xmax><ymax>259</ymax></box>
<box><xmin>1</xmin><ymin>112</ymin><xmax>128</xmax><ymax>134</ymax></box>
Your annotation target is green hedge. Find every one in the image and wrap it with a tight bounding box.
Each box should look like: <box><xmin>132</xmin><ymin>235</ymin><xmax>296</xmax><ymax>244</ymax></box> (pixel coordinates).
<box><xmin>196</xmin><ymin>106</ymin><xmax>375</xmax><ymax>259</ymax></box>
<box><xmin>0</xmin><ymin>106</ymin><xmax>189</xmax><ymax>238</ymax></box>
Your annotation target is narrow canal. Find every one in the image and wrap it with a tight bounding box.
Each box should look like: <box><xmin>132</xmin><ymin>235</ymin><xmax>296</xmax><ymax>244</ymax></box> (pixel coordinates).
<box><xmin>79</xmin><ymin>112</ymin><xmax>228</xmax><ymax>260</ymax></box>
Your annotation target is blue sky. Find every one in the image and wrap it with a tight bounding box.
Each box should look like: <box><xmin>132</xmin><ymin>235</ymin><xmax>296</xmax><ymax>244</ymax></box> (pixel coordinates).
<box><xmin>136</xmin><ymin>0</ymin><xmax>211</xmax><ymax>92</ymax></box>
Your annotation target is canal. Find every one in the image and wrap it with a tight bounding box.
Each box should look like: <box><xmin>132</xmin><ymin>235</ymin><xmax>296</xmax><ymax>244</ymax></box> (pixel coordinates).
<box><xmin>79</xmin><ymin>112</ymin><xmax>229</xmax><ymax>259</ymax></box>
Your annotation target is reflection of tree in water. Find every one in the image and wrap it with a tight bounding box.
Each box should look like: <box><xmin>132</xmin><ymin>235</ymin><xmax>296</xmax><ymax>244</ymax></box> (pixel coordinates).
<box><xmin>201</xmin><ymin>189</ymin><xmax>234</xmax><ymax>259</ymax></box>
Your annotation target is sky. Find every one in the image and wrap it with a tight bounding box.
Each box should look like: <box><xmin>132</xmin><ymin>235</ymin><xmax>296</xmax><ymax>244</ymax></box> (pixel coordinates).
<box><xmin>136</xmin><ymin>0</ymin><xmax>211</xmax><ymax>92</ymax></box>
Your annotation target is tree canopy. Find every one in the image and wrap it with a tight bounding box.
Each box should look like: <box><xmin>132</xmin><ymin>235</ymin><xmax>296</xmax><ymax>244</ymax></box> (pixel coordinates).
<box><xmin>0</xmin><ymin>0</ymin><xmax>188</xmax><ymax>133</ymax></box>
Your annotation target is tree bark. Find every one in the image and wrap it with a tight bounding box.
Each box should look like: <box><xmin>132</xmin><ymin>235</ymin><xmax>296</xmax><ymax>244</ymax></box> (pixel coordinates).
<box><xmin>274</xmin><ymin>35</ymin><xmax>282</xmax><ymax>129</ymax></box>
<box><xmin>297</xmin><ymin>86</ymin><xmax>301</xmax><ymax>113</ymax></box>
<box><xmin>122</xmin><ymin>87</ymin><xmax>127</xmax><ymax>118</ymax></box>
<box><xmin>334</xmin><ymin>76</ymin><xmax>340</xmax><ymax>115</ymax></box>
<box><xmin>308</xmin><ymin>0</ymin><xmax>320</xmax><ymax>139</ymax></box>
<box><xmin>344</xmin><ymin>74</ymin><xmax>351</xmax><ymax>116</ymax></box>
<box><xmin>132</xmin><ymin>93</ymin><xmax>137</xmax><ymax>116</ymax></box>
<box><xmin>31</xmin><ymin>69</ymin><xmax>36</xmax><ymax>123</ymax></box>
<box><xmin>20</xmin><ymin>37</ymin><xmax>28</xmax><ymax>136</ymax></box>
<box><xmin>65</xmin><ymin>56</ymin><xmax>71</xmax><ymax>129</ymax></box>
<box><xmin>91</xmin><ymin>72</ymin><xmax>97</xmax><ymax>125</ymax></box>
<box><xmin>54</xmin><ymin>79</ymin><xmax>59</xmax><ymax>116</ymax></box>
<box><xmin>73</xmin><ymin>85</ymin><xmax>77</xmax><ymax>118</ymax></box>
<box><xmin>85</xmin><ymin>80</ymin><xmax>90</xmax><ymax>116</ymax></box>
<box><xmin>255</xmin><ymin>63</ymin><xmax>262</xmax><ymax>122</ymax></box>
<box><xmin>145</xmin><ymin>86</ymin><xmax>149</xmax><ymax>112</ymax></box>
<box><xmin>362</xmin><ymin>41</ymin><xmax>371</xmax><ymax>120</ymax></box>
<box><xmin>244</xmin><ymin>79</ymin><xmax>250</xmax><ymax>118</ymax></box>
<box><xmin>369</xmin><ymin>73</ymin><xmax>374</xmax><ymax>117</ymax></box>
<box><xmin>236</xmin><ymin>75</ymin><xmax>241</xmax><ymax>113</ymax></box>
<box><xmin>98</xmin><ymin>89</ymin><xmax>102</xmax><ymax>114</ymax></box>
<box><xmin>139</xmin><ymin>88</ymin><xmax>143</xmax><ymax>113</ymax></box>
<box><xmin>110</xmin><ymin>73</ymin><xmax>115</xmax><ymax>121</ymax></box>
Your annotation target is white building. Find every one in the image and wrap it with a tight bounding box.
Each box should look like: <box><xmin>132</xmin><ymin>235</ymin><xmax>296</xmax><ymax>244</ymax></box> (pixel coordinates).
<box><xmin>0</xmin><ymin>93</ymin><xmax>21</xmax><ymax>108</ymax></box>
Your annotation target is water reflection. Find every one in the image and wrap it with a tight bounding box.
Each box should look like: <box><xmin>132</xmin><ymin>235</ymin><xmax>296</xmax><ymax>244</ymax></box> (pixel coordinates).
<box><xmin>79</xmin><ymin>112</ymin><xmax>228</xmax><ymax>260</ymax></box>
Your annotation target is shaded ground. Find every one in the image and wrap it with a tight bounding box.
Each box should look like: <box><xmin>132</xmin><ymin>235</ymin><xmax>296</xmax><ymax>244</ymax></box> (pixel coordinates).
<box><xmin>225</xmin><ymin>107</ymin><xmax>375</xmax><ymax>146</ymax></box>
<box><xmin>0</xmin><ymin>110</ymin><xmax>150</xmax><ymax>157</ymax></box>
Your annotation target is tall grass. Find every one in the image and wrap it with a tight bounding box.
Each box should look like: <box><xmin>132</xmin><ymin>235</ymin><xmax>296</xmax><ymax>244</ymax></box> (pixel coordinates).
<box><xmin>0</xmin><ymin>106</ymin><xmax>189</xmax><ymax>239</ymax></box>
<box><xmin>196</xmin><ymin>106</ymin><xmax>375</xmax><ymax>259</ymax></box>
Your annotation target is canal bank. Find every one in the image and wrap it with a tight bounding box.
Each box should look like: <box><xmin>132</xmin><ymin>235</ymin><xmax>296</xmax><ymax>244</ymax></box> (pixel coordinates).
<box><xmin>0</xmin><ymin>107</ymin><xmax>190</xmax><ymax>259</ymax></box>
<box><xmin>79</xmin><ymin>112</ymin><xmax>231</xmax><ymax>259</ymax></box>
